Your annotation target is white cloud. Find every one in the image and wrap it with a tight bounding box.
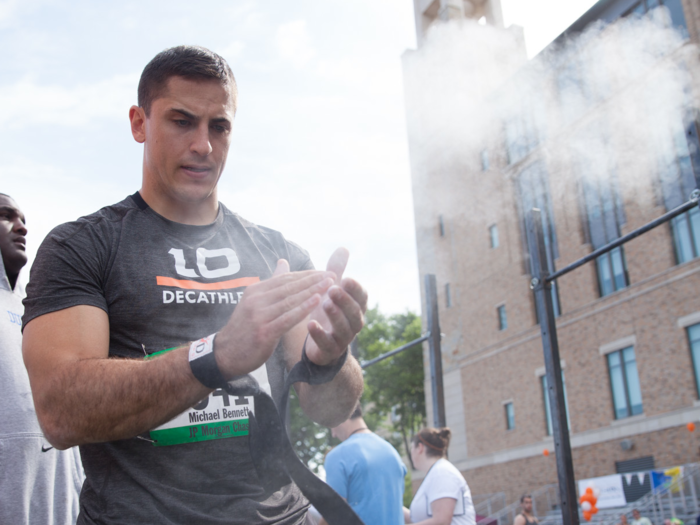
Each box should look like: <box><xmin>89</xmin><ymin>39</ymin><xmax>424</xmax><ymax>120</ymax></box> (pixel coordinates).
<box><xmin>0</xmin><ymin>0</ymin><xmax>20</xmax><ymax>23</ymax></box>
<box><xmin>0</xmin><ymin>73</ymin><xmax>139</xmax><ymax>128</ymax></box>
<box><xmin>3</xmin><ymin>157</ymin><xmax>131</xmax><ymax>291</ymax></box>
<box><xmin>219</xmin><ymin>41</ymin><xmax>245</xmax><ymax>61</ymax></box>
<box><xmin>276</xmin><ymin>20</ymin><xmax>316</xmax><ymax>68</ymax></box>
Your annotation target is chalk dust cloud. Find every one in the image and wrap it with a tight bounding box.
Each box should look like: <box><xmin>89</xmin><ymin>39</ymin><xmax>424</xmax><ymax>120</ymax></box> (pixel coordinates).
<box><xmin>402</xmin><ymin>7</ymin><xmax>700</xmax><ymax>231</ymax></box>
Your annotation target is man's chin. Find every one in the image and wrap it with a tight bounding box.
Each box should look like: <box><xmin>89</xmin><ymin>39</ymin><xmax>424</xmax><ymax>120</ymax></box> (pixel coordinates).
<box><xmin>169</xmin><ymin>184</ymin><xmax>217</xmax><ymax>205</ymax></box>
<box><xmin>2</xmin><ymin>251</ymin><xmax>28</xmax><ymax>274</ymax></box>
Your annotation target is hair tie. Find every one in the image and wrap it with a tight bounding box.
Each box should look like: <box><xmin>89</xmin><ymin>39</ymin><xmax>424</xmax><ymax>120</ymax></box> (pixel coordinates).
<box><xmin>418</xmin><ymin>435</ymin><xmax>445</xmax><ymax>452</ymax></box>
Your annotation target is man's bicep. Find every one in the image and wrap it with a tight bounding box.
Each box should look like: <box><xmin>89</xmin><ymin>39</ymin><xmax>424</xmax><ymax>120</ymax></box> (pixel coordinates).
<box><xmin>23</xmin><ymin>305</ymin><xmax>110</xmax><ymax>400</ymax></box>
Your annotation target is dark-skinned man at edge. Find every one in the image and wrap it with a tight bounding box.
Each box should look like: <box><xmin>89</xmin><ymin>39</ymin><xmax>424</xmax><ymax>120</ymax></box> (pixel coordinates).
<box><xmin>0</xmin><ymin>193</ymin><xmax>83</xmax><ymax>524</ymax></box>
<box><xmin>21</xmin><ymin>46</ymin><xmax>366</xmax><ymax>525</ymax></box>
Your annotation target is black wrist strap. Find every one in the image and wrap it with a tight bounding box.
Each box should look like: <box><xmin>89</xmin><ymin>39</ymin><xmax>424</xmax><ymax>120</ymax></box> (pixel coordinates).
<box><xmin>221</xmin><ymin>338</ymin><xmax>360</xmax><ymax>525</ymax></box>
<box><xmin>188</xmin><ymin>335</ymin><xmax>228</xmax><ymax>390</ymax></box>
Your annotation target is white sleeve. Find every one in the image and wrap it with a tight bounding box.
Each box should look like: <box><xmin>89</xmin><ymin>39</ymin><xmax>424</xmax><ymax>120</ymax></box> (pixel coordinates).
<box><xmin>426</xmin><ymin>471</ymin><xmax>464</xmax><ymax>505</ymax></box>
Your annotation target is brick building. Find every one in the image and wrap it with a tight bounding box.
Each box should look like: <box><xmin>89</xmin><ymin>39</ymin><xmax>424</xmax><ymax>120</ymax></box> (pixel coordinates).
<box><xmin>403</xmin><ymin>0</ymin><xmax>700</xmax><ymax>501</ymax></box>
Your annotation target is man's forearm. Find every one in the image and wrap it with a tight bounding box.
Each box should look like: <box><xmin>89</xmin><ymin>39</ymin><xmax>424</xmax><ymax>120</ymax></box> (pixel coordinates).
<box><xmin>296</xmin><ymin>353</ymin><xmax>363</xmax><ymax>428</ymax></box>
<box><xmin>34</xmin><ymin>347</ymin><xmax>210</xmax><ymax>449</ymax></box>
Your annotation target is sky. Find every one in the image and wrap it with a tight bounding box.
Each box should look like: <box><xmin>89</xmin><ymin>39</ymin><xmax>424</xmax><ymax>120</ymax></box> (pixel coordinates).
<box><xmin>2</xmin><ymin>0</ymin><xmax>597</xmax><ymax>315</ymax></box>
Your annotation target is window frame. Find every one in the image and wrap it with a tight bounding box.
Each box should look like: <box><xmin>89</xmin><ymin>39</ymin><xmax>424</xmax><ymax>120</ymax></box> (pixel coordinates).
<box><xmin>489</xmin><ymin>224</ymin><xmax>499</xmax><ymax>249</ymax></box>
<box><xmin>497</xmin><ymin>304</ymin><xmax>507</xmax><ymax>331</ymax></box>
<box><xmin>541</xmin><ymin>371</ymin><xmax>571</xmax><ymax>436</ymax></box>
<box><xmin>518</xmin><ymin>162</ymin><xmax>561</xmax><ymax>317</ymax></box>
<box><xmin>686</xmin><ymin>323</ymin><xmax>700</xmax><ymax>398</ymax></box>
<box><xmin>481</xmin><ymin>149</ymin><xmax>489</xmax><ymax>171</ymax></box>
<box><xmin>606</xmin><ymin>345</ymin><xmax>643</xmax><ymax>420</ymax></box>
<box><xmin>504</xmin><ymin>401</ymin><xmax>515</xmax><ymax>430</ymax></box>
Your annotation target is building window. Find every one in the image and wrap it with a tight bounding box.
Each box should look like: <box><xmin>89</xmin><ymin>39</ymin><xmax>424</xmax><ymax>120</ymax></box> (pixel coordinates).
<box><xmin>541</xmin><ymin>372</ymin><xmax>571</xmax><ymax>436</ymax></box>
<box><xmin>497</xmin><ymin>305</ymin><xmax>507</xmax><ymax>331</ymax></box>
<box><xmin>490</xmin><ymin>224</ymin><xmax>499</xmax><ymax>249</ymax></box>
<box><xmin>438</xmin><ymin>215</ymin><xmax>445</xmax><ymax>237</ymax></box>
<box><xmin>581</xmin><ymin>172</ymin><xmax>629</xmax><ymax>297</ymax></box>
<box><xmin>481</xmin><ymin>149</ymin><xmax>489</xmax><ymax>171</ymax></box>
<box><xmin>518</xmin><ymin>162</ymin><xmax>561</xmax><ymax>317</ymax></box>
<box><xmin>574</xmin><ymin>123</ymin><xmax>629</xmax><ymax>297</ymax></box>
<box><xmin>658</xmin><ymin>121</ymin><xmax>700</xmax><ymax>264</ymax></box>
<box><xmin>557</xmin><ymin>53</ymin><xmax>588</xmax><ymax>125</ymax></box>
<box><xmin>504</xmin><ymin>402</ymin><xmax>515</xmax><ymax>430</ymax></box>
<box><xmin>687</xmin><ymin>323</ymin><xmax>700</xmax><ymax>398</ymax></box>
<box><xmin>505</xmin><ymin>112</ymin><xmax>539</xmax><ymax>165</ymax></box>
<box><xmin>607</xmin><ymin>346</ymin><xmax>643</xmax><ymax>419</ymax></box>
<box><xmin>445</xmin><ymin>283</ymin><xmax>452</xmax><ymax>308</ymax></box>
<box><xmin>624</xmin><ymin>0</ymin><xmax>688</xmax><ymax>36</ymax></box>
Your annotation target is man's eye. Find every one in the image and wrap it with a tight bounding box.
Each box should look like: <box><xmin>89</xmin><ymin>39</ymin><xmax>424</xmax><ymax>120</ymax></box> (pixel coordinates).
<box><xmin>176</xmin><ymin>120</ymin><xmax>190</xmax><ymax>127</ymax></box>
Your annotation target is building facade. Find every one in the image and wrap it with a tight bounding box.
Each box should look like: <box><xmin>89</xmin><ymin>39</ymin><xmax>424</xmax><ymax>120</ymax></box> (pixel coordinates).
<box><xmin>403</xmin><ymin>0</ymin><xmax>700</xmax><ymax>502</ymax></box>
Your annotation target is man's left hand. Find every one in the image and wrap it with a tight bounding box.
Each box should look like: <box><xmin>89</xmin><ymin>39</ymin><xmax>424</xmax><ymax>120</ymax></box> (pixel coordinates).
<box><xmin>305</xmin><ymin>247</ymin><xmax>368</xmax><ymax>366</ymax></box>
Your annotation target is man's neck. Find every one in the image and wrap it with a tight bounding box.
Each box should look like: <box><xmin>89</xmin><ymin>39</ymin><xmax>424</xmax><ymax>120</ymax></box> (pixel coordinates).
<box><xmin>342</xmin><ymin>418</ymin><xmax>370</xmax><ymax>441</ymax></box>
<box><xmin>6</xmin><ymin>271</ymin><xmax>17</xmax><ymax>291</ymax></box>
<box><xmin>139</xmin><ymin>185</ymin><xmax>219</xmax><ymax>226</ymax></box>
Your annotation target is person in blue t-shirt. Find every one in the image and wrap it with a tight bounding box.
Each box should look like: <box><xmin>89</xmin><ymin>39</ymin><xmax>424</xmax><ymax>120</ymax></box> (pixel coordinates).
<box><xmin>322</xmin><ymin>403</ymin><xmax>407</xmax><ymax>525</ymax></box>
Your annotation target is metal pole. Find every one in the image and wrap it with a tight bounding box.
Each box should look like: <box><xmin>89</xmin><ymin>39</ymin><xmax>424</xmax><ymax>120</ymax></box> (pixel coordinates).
<box><xmin>689</xmin><ymin>470</ymin><xmax>698</xmax><ymax>514</ymax></box>
<box><xmin>528</xmin><ymin>209</ymin><xmax>579</xmax><ymax>525</ymax></box>
<box><xmin>360</xmin><ymin>334</ymin><xmax>429</xmax><ymax>369</ymax></box>
<box><xmin>425</xmin><ymin>274</ymin><xmax>446</xmax><ymax>428</ymax></box>
<box><xmin>547</xmin><ymin>193</ymin><xmax>699</xmax><ymax>283</ymax></box>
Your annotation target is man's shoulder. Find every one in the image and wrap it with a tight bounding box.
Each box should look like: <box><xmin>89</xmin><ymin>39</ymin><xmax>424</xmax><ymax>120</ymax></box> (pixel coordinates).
<box><xmin>220</xmin><ymin>206</ymin><xmax>312</xmax><ymax>269</ymax></box>
<box><xmin>46</xmin><ymin>195</ymin><xmax>138</xmax><ymax>245</ymax></box>
<box><xmin>346</xmin><ymin>433</ymin><xmax>403</xmax><ymax>463</ymax></box>
<box><xmin>221</xmin><ymin>207</ymin><xmax>302</xmax><ymax>246</ymax></box>
<box><xmin>327</xmin><ymin>438</ymin><xmax>353</xmax><ymax>459</ymax></box>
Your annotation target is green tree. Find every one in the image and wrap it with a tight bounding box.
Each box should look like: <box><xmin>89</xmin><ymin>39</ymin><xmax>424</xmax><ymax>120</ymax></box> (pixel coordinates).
<box><xmin>357</xmin><ymin>308</ymin><xmax>426</xmax><ymax>471</ymax></box>
<box><xmin>288</xmin><ymin>389</ymin><xmax>337</xmax><ymax>473</ymax></box>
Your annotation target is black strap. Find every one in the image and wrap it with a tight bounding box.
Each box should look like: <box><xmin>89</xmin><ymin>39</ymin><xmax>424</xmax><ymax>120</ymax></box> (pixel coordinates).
<box><xmin>222</xmin><ymin>346</ymin><xmax>363</xmax><ymax>525</ymax></box>
<box><xmin>189</xmin><ymin>338</ymin><xmax>229</xmax><ymax>390</ymax></box>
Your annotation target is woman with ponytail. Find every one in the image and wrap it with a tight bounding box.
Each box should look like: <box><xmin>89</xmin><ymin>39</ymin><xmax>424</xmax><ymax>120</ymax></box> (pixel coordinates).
<box><xmin>403</xmin><ymin>427</ymin><xmax>475</xmax><ymax>525</ymax></box>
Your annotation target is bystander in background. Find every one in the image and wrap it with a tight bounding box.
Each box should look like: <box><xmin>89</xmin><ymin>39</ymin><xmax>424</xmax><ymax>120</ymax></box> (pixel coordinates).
<box><xmin>0</xmin><ymin>193</ymin><xmax>83</xmax><ymax>524</ymax></box>
<box><xmin>514</xmin><ymin>495</ymin><xmax>539</xmax><ymax>525</ymax></box>
<box><xmin>321</xmin><ymin>402</ymin><xmax>406</xmax><ymax>525</ymax></box>
<box><xmin>405</xmin><ymin>427</ymin><xmax>476</xmax><ymax>525</ymax></box>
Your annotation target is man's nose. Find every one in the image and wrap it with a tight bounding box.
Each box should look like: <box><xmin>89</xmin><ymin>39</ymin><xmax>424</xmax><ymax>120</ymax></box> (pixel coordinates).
<box><xmin>191</xmin><ymin>124</ymin><xmax>213</xmax><ymax>157</ymax></box>
<box><xmin>13</xmin><ymin>217</ymin><xmax>27</xmax><ymax>236</ymax></box>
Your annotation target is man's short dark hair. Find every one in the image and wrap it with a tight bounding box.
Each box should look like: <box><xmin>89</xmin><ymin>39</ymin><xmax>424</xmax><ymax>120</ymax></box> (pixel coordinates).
<box><xmin>138</xmin><ymin>45</ymin><xmax>237</xmax><ymax>116</ymax></box>
<box><xmin>349</xmin><ymin>402</ymin><xmax>363</xmax><ymax>420</ymax></box>
<box><xmin>521</xmin><ymin>494</ymin><xmax>532</xmax><ymax>503</ymax></box>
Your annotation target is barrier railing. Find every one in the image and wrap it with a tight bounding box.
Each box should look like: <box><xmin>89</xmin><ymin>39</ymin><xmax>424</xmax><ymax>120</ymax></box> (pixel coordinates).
<box><xmin>478</xmin><ymin>484</ymin><xmax>560</xmax><ymax>525</ymax></box>
<box><xmin>498</xmin><ymin>463</ymin><xmax>700</xmax><ymax>525</ymax></box>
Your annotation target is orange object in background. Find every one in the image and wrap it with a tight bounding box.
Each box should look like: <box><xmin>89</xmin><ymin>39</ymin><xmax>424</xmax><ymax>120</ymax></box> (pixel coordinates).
<box><xmin>543</xmin><ymin>449</ymin><xmax>550</xmax><ymax>456</ymax></box>
<box><xmin>687</xmin><ymin>422</ymin><xmax>696</xmax><ymax>432</ymax></box>
<box><xmin>579</xmin><ymin>487</ymin><xmax>598</xmax><ymax>521</ymax></box>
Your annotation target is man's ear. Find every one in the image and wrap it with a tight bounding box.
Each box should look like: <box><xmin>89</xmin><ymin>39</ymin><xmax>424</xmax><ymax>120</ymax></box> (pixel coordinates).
<box><xmin>129</xmin><ymin>105</ymin><xmax>146</xmax><ymax>144</ymax></box>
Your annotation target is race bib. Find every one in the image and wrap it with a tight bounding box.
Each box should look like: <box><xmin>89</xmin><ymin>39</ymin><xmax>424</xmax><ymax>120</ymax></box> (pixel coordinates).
<box><xmin>146</xmin><ymin>348</ymin><xmax>271</xmax><ymax>447</ymax></box>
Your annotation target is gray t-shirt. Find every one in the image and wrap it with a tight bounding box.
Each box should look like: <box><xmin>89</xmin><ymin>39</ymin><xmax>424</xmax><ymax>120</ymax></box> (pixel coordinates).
<box><xmin>23</xmin><ymin>193</ymin><xmax>313</xmax><ymax>524</ymax></box>
<box><xmin>1</xmin><ymin>258</ymin><xmax>83</xmax><ymax>525</ymax></box>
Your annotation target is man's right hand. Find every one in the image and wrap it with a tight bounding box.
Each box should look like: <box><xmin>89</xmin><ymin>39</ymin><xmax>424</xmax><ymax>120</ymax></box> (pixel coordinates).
<box><xmin>213</xmin><ymin>261</ymin><xmax>336</xmax><ymax>378</ymax></box>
